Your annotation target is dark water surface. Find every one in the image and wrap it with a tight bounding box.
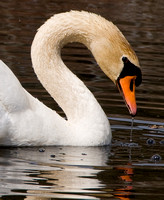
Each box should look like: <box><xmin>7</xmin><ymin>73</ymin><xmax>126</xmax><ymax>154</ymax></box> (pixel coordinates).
<box><xmin>0</xmin><ymin>0</ymin><xmax>164</xmax><ymax>199</ymax></box>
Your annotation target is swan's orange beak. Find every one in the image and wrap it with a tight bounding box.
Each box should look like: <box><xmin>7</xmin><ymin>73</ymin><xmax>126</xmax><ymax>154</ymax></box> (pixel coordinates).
<box><xmin>117</xmin><ymin>76</ymin><xmax>137</xmax><ymax>117</ymax></box>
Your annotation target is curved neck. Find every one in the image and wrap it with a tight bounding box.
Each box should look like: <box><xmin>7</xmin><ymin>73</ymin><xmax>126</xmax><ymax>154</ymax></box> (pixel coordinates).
<box><xmin>31</xmin><ymin>11</ymin><xmax>112</xmax><ymax>123</ymax></box>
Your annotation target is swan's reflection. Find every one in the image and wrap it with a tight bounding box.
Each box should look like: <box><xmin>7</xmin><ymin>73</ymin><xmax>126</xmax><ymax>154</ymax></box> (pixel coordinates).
<box><xmin>0</xmin><ymin>146</ymin><xmax>111</xmax><ymax>199</ymax></box>
<box><xmin>15</xmin><ymin>146</ymin><xmax>110</xmax><ymax>166</ymax></box>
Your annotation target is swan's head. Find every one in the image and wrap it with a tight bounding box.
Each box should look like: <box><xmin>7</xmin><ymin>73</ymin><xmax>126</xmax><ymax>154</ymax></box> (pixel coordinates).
<box><xmin>116</xmin><ymin>56</ymin><xmax>142</xmax><ymax>117</ymax></box>
<box><xmin>90</xmin><ymin>25</ymin><xmax>142</xmax><ymax>116</ymax></box>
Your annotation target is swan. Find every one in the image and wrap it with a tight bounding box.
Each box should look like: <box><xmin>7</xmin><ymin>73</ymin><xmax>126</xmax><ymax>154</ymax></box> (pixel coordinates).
<box><xmin>0</xmin><ymin>11</ymin><xmax>142</xmax><ymax>146</ymax></box>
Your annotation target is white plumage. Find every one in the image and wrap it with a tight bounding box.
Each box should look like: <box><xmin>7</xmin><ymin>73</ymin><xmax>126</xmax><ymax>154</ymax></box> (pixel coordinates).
<box><xmin>0</xmin><ymin>11</ymin><xmax>139</xmax><ymax>146</ymax></box>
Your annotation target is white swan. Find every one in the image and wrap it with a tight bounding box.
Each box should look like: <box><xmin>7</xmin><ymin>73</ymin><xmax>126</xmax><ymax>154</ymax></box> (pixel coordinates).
<box><xmin>0</xmin><ymin>11</ymin><xmax>142</xmax><ymax>146</ymax></box>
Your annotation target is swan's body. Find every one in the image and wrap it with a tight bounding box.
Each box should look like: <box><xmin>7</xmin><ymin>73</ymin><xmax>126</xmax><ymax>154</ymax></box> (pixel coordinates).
<box><xmin>0</xmin><ymin>60</ymin><xmax>109</xmax><ymax>146</ymax></box>
<box><xmin>0</xmin><ymin>11</ymin><xmax>141</xmax><ymax>146</ymax></box>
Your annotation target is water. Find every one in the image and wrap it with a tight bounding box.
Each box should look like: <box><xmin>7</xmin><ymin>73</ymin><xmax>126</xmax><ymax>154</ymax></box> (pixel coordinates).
<box><xmin>130</xmin><ymin>118</ymin><xmax>134</xmax><ymax>142</ymax></box>
<box><xmin>0</xmin><ymin>0</ymin><xmax>164</xmax><ymax>199</ymax></box>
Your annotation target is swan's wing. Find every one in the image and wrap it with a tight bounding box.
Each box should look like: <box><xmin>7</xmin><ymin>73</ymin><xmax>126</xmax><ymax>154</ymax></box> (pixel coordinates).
<box><xmin>0</xmin><ymin>60</ymin><xmax>30</xmax><ymax>113</ymax></box>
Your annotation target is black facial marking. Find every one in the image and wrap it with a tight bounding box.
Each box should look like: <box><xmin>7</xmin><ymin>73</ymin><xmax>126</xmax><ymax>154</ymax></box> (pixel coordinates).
<box><xmin>119</xmin><ymin>57</ymin><xmax>142</xmax><ymax>87</ymax></box>
<box><xmin>130</xmin><ymin>79</ymin><xmax>134</xmax><ymax>91</ymax></box>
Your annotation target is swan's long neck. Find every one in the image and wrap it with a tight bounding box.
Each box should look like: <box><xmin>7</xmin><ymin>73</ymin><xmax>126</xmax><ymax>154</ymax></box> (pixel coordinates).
<box><xmin>32</xmin><ymin>11</ymin><xmax>133</xmax><ymax>133</ymax></box>
<box><xmin>31</xmin><ymin>11</ymin><xmax>109</xmax><ymax>124</ymax></box>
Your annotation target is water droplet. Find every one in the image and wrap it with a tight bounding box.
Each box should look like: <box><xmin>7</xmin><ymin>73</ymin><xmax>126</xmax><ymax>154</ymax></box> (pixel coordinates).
<box><xmin>160</xmin><ymin>140</ymin><xmax>164</xmax><ymax>145</ymax></box>
<box><xmin>39</xmin><ymin>148</ymin><xmax>45</xmax><ymax>152</ymax></box>
<box><xmin>60</xmin><ymin>153</ymin><xmax>66</xmax><ymax>155</ymax></box>
<box><xmin>82</xmin><ymin>153</ymin><xmax>87</xmax><ymax>155</ymax></box>
<box><xmin>146</xmin><ymin>138</ymin><xmax>156</xmax><ymax>145</ymax></box>
<box><xmin>30</xmin><ymin>161</ymin><xmax>37</xmax><ymax>165</ymax></box>
<box><xmin>151</xmin><ymin>154</ymin><xmax>162</xmax><ymax>162</ymax></box>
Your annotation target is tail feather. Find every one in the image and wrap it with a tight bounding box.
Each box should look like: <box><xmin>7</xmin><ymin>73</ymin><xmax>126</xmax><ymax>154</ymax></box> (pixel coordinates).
<box><xmin>0</xmin><ymin>60</ymin><xmax>30</xmax><ymax>113</ymax></box>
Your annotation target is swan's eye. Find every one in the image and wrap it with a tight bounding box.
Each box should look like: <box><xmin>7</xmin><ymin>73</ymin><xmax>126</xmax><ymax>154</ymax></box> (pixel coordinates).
<box><xmin>122</xmin><ymin>57</ymin><xmax>128</xmax><ymax>63</ymax></box>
